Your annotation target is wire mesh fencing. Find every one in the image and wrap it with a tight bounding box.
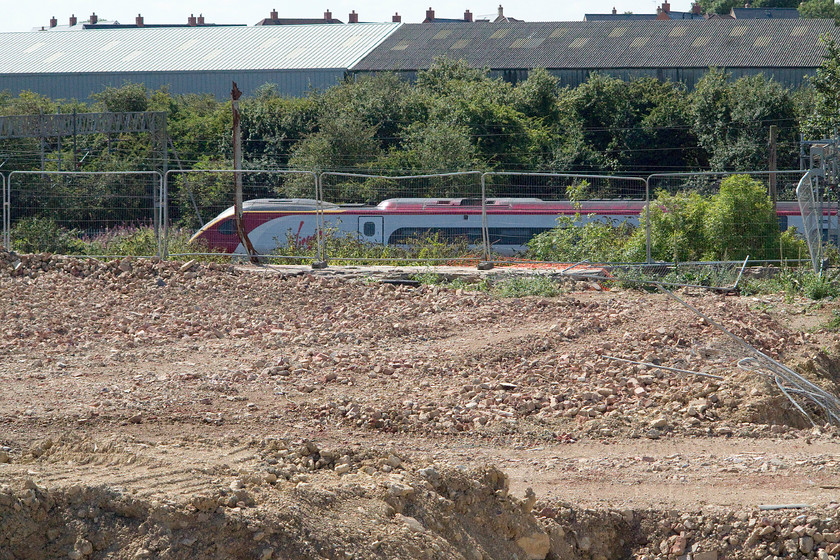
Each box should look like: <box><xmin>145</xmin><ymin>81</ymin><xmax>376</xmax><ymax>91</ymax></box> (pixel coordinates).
<box><xmin>317</xmin><ymin>171</ymin><xmax>484</xmax><ymax>264</ymax></box>
<box><xmin>645</xmin><ymin>171</ymin><xmax>810</xmax><ymax>266</ymax></box>
<box><xmin>2</xmin><ymin>172</ymin><xmax>8</xmax><ymax>251</ymax></box>
<box><xmin>480</xmin><ymin>173</ymin><xmax>647</xmax><ymax>263</ymax></box>
<box><xmin>164</xmin><ymin>169</ymin><xmax>318</xmax><ymax>261</ymax></box>
<box><xmin>6</xmin><ymin>171</ymin><xmax>163</xmax><ymax>256</ymax></box>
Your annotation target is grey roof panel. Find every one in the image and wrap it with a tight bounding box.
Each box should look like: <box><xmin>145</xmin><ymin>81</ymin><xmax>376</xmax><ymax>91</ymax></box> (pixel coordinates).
<box><xmin>351</xmin><ymin>19</ymin><xmax>834</xmax><ymax>71</ymax></box>
<box><xmin>0</xmin><ymin>23</ymin><xmax>401</xmax><ymax>74</ymax></box>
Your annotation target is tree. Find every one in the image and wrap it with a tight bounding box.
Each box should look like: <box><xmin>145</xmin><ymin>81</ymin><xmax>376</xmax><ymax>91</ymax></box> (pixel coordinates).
<box><xmin>91</xmin><ymin>82</ymin><xmax>149</xmax><ymax>113</ymax></box>
<box><xmin>803</xmin><ymin>35</ymin><xmax>840</xmax><ymax>138</ymax></box>
<box><xmin>690</xmin><ymin>70</ymin><xmax>797</xmax><ymax>171</ymax></box>
<box><xmin>798</xmin><ymin>0</ymin><xmax>840</xmax><ymax>19</ymax></box>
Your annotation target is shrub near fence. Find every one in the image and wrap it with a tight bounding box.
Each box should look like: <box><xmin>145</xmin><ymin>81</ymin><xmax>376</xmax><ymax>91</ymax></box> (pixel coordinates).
<box><xmin>6</xmin><ymin>171</ymin><xmax>163</xmax><ymax>256</ymax></box>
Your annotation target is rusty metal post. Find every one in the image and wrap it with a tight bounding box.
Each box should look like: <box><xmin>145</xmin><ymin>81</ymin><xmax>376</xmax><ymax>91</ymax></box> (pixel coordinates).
<box><xmin>231</xmin><ymin>82</ymin><xmax>259</xmax><ymax>263</ymax></box>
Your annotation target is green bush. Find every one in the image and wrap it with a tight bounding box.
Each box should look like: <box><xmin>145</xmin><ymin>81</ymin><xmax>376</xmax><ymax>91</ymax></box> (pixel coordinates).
<box><xmin>11</xmin><ymin>217</ymin><xmax>86</xmax><ymax>254</ymax></box>
<box><xmin>493</xmin><ymin>276</ymin><xmax>562</xmax><ymax>298</ymax></box>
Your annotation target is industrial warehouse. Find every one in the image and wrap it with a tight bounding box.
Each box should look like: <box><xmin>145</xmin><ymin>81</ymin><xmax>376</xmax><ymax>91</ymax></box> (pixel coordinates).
<box><xmin>0</xmin><ymin>4</ymin><xmax>834</xmax><ymax>100</ymax></box>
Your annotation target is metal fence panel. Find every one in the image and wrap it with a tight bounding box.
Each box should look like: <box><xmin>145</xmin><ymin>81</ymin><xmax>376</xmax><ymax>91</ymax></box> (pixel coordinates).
<box><xmin>7</xmin><ymin>171</ymin><xmax>163</xmax><ymax>256</ymax></box>
<box><xmin>318</xmin><ymin>171</ymin><xmax>484</xmax><ymax>264</ymax></box>
<box><xmin>646</xmin><ymin>170</ymin><xmax>810</xmax><ymax>264</ymax></box>
<box><xmin>164</xmin><ymin>169</ymin><xmax>319</xmax><ymax>261</ymax></box>
<box><xmin>2</xmin><ymin>173</ymin><xmax>8</xmax><ymax>251</ymax></box>
<box><xmin>481</xmin><ymin>172</ymin><xmax>648</xmax><ymax>262</ymax></box>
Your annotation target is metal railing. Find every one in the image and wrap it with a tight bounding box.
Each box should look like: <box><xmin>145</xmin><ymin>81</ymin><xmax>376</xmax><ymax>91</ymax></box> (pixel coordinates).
<box><xmin>164</xmin><ymin>169</ymin><xmax>318</xmax><ymax>261</ymax></box>
<box><xmin>3</xmin><ymin>167</ymin><xmax>832</xmax><ymax>270</ymax></box>
<box><xmin>6</xmin><ymin>171</ymin><xmax>163</xmax><ymax>256</ymax></box>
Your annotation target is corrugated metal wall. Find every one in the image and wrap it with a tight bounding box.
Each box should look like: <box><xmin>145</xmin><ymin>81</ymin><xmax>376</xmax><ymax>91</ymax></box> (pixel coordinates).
<box><xmin>354</xmin><ymin>67</ymin><xmax>814</xmax><ymax>90</ymax></box>
<box><xmin>0</xmin><ymin>69</ymin><xmax>348</xmax><ymax>100</ymax></box>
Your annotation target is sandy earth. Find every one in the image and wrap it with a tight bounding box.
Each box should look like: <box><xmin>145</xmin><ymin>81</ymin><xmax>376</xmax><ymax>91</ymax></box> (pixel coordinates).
<box><xmin>2</xmin><ymin>251</ymin><xmax>840</xmax><ymax>559</ymax></box>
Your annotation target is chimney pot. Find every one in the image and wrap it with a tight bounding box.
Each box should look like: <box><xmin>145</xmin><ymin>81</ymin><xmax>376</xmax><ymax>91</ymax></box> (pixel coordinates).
<box><xmin>89</xmin><ymin>12</ymin><xmax>98</xmax><ymax>25</ymax></box>
<box><xmin>271</xmin><ymin>8</ymin><xmax>278</xmax><ymax>19</ymax></box>
<box><xmin>612</xmin><ymin>6</ymin><xmax>617</xmax><ymax>14</ymax></box>
<box><xmin>49</xmin><ymin>16</ymin><xmax>57</xmax><ymax>28</ymax></box>
<box><xmin>324</xmin><ymin>9</ymin><xmax>332</xmax><ymax>21</ymax></box>
<box><xmin>69</xmin><ymin>14</ymin><xmax>77</xmax><ymax>26</ymax></box>
<box><xmin>349</xmin><ymin>10</ymin><xmax>358</xmax><ymax>23</ymax></box>
<box><xmin>426</xmin><ymin>7</ymin><xmax>435</xmax><ymax>21</ymax></box>
<box><xmin>136</xmin><ymin>13</ymin><xmax>144</xmax><ymax>26</ymax></box>
<box><xmin>464</xmin><ymin>9</ymin><xmax>473</xmax><ymax>21</ymax></box>
<box><xmin>392</xmin><ymin>12</ymin><xmax>401</xmax><ymax>22</ymax></box>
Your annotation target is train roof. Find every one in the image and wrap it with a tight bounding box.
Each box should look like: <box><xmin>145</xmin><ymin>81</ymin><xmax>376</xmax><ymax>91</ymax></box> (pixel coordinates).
<box><xmin>242</xmin><ymin>198</ymin><xmax>338</xmax><ymax>211</ymax></box>
<box><xmin>376</xmin><ymin>198</ymin><xmax>546</xmax><ymax>209</ymax></box>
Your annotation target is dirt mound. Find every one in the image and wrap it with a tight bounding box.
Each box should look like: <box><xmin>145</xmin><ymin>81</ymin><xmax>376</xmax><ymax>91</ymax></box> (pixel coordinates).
<box><xmin>0</xmin><ymin>435</ymin><xmax>550</xmax><ymax>560</ymax></box>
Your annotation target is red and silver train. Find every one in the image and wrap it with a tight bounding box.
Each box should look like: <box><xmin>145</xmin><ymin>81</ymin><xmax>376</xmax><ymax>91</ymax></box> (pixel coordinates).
<box><xmin>190</xmin><ymin>197</ymin><xmax>813</xmax><ymax>256</ymax></box>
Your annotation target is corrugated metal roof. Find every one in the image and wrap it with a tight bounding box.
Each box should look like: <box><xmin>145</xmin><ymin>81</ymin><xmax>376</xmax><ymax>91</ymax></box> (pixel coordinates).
<box><xmin>351</xmin><ymin>19</ymin><xmax>835</xmax><ymax>71</ymax></box>
<box><xmin>0</xmin><ymin>23</ymin><xmax>401</xmax><ymax>74</ymax></box>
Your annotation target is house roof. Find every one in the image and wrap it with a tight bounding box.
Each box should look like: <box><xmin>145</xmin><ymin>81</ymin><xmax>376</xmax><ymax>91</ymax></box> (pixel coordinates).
<box><xmin>0</xmin><ymin>23</ymin><xmax>401</xmax><ymax>74</ymax></box>
<box><xmin>351</xmin><ymin>19</ymin><xmax>835</xmax><ymax>72</ymax></box>
<box><xmin>730</xmin><ymin>8</ymin><xmax>799</xmax><ymax>19</ymax></box>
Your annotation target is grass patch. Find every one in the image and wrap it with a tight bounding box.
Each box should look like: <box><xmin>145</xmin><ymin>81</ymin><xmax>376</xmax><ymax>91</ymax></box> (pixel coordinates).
<box><xmin>492</xmin><ymin>276</ymin><xmax>562</xmax><ymax>298</ymax></box>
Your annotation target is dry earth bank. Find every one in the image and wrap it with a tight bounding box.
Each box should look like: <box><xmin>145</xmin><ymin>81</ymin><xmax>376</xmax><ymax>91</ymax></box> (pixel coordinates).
<box><xmin>2</xmin><ymin>251</ymin><xmax>840</xmax><ymax>559</ymax></box>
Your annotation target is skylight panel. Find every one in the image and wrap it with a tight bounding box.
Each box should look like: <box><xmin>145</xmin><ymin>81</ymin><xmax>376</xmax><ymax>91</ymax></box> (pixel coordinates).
<box><xmin>609</xmin><ymin>27</ymin><xmax>627</xmax><ymax>38</ymax></box>
<box><xmin>490</xmin><ymin>28</ymin><xmax>510</xmax><ymax>39</ymax></box>
<box><xmin>549</xmin><ymin>27</ymin><xmax>568</xmax><ymax>39</ymax></box>
<box><xmin>791</xmin><ymin>26</ymin><xmax>807</xmax><ymax>37</ymax></box>
<box><xmin>450</xmin><ymin>39</ymin><xmax>470</xmax><ymax>49</ymax></box>
<box><xmin>754</xmin><ymin>36</ymin><xmax>771</xmax><ymax>48</ymax></box>
<box><xmin>122</xmin><ymin>50</ymin><xmax>143</xmax><ymax>62</ymax></box>
<box><xmin>391</xmin><ymin>41</ymin><xmax>410</xmax><ymax>51</ymax></box>
<box><xmin>203</xmin><ymin>49</ymin><xmax>223</xmax><ymax>61</ymax></box>
<box><xmin>432</xmin><ymin>29</ymin><xmax>452</xmax><ymax>40</ymax></box>
<box><xmin>23</xmin><ymin>42</ymin><xmax>45</xmax><ymax>54</ymax></box>
<box><xmin>630</xmin><ymin>36</ymin><xmax>650</xmax><ymax>48</ymax></box>
<box><xmin>260</xmin><ymin>37</ymin><xmax>281</xmax><ymax>49</ymax></box>
<box><xmin>42</xmin><ymin>52</ymin><xmax>64</xmax><ymax>64</ymax></box>
<box><xmin>692</xmin><ymin>36</ymin><xmax>710</xmax><ymax>47</ymax></box>
<box><xmin>285</xmin><ymin>47</ymin><xmax>306</xmax><ymax>59</ymax></box>
<box><xmin>669</xmin><ymin>26</ymin><xmax>687</xmax><ymax>37</ymax></box>
<box><xmin>178</xmin><ymin>39</ymin><xmax>199</xmax><ymax>51</ymax></box>
<box><xmin>99</xmin><ymin>40</ymin><xmax>120</xmax><ymax>52</ymax></box>
<box><xmin>569</xmin><ymin>37</ymin><xmax>590</xmax><ymax>48</ymax></box>
<box><xmin>730</xmin><ymin>26</ymin><xmax>747</xmax><ymax>37</ymax></box>
<box><xmin>341</xmin><ymin>36</ymin><xmax>362</xmax><ymax>48</ymax></box>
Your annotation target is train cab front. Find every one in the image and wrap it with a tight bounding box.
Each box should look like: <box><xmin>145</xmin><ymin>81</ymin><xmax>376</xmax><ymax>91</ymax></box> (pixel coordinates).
<box><xmin>189</xmin><ymin>209</ymin><xmax>242</xmax><ymax>253</ymax></box>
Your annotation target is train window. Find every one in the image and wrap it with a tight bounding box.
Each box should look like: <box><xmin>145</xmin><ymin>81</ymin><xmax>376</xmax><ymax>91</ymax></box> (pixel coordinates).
<box><xmin>218</xmin><ymin>219</ymin><xmax>235</xmax><ymax>236</ymax></box>
<box><xmin>363</xmin><ymin>222</ymin><xmax>376</xmax><ymax>237</ymax></box>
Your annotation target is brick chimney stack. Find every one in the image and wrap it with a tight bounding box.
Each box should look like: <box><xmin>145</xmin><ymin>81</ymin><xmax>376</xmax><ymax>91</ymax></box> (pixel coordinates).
<box><xmin>188</xmin><ymin>14</ymin><xmax>197</xmax><ymax>26</ymax></box>
<box><xmin>135</xmin><ymin>14</ymin><xmax>144</xmax><ymax>26</ymax></box>
<box><xmin>348</xmin><ymin>10</ymin><xmax>359</xmax><ymax>23</ymax></box>
<box><xmin>392</xmin><ymin>12</ymin><xmax>402</xmax><ymax>22</ymax></box>
<box><xmin>612</xmin><ymin>7</ymin><xmax>617</xmax><ymax>14</ymax></box>
<box><xmin>271</xmin><ymin>9</ymin><xmax>278</xmax><ymax>19</ymax></box>
<box><xmin>324</xmin><ymin>10</ymin><xmax>332</xmax><ymax>21</ymax></box>
<box><xmin>49</xmin><ymin>16</ymin><xmax>57</xmax><ymax>28</ymax></box>
<box><xmin>89</xmin><ymin>12</ymin><xmax>98</xmax><ymax>24</ymax></box>
<box><xmin>426</xmin><ymin>7</ymin><xmax>435</xmax><ymax>21</ymax></box>
<box><xmin>464</xmin><ymin>9</ymin><xmax>473</xmax><ymax>21</ymax></box>
<box><xmin>691</xmin><ymin>1</ymin><xmax>703</xmax><ymax>14</ymax></box>
<box><xmin>661</xmin><ymin>1</ymin><xmax>671</xmax><ymax>12</ymax></box>
<box><xmin>197</xmin><ymin>14</ymin><xmax>205</xmax><ymax>24</ymax></box>
<box><xmin>69</xmin><ymin>14</ymin><xmax>77</xmax><ymax>26</ymax></box>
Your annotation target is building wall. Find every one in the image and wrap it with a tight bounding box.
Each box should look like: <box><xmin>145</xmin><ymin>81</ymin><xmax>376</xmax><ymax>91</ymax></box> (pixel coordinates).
<box><xmin>0</xmin><ymin>69</ymin><xmax>348</xmax><ymax>100</ymax></box>
<box><xmin>353</xmin><ymin>67</ymin><xmax>815</xmax><ymax>90</ymax></box>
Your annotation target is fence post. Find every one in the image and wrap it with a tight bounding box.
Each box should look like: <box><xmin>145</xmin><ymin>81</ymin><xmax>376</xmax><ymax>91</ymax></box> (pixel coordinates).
<box><xmin>2</xmin><ymin>172</ymin><xmax>8</xmax><ymax>251</ymax></box>
<box><xmin>480</xmin><ymin>173</ymin><xmax>491</xmax><ymax>266</ymax></box>
<box><xmin>313</xmin><ymin>171</ymin><xmax>327</xmax><ymax>269</ymax></box>
<box><xmin>645</xmin><ymin>176</ymin><xmax>652</xmax><ymax>264</ymax></box>
<box><xmin>161</xmin><ymin>171</ymin><xmax>168</xmax><ymax>260</ymax></box>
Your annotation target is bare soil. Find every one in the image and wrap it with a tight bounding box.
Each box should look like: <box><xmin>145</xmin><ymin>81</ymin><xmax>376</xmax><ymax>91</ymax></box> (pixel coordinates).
<box><xmin>2</xmin><ymin>251</ymin><xmax>840</xmax><ymax>560</ymax></box>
